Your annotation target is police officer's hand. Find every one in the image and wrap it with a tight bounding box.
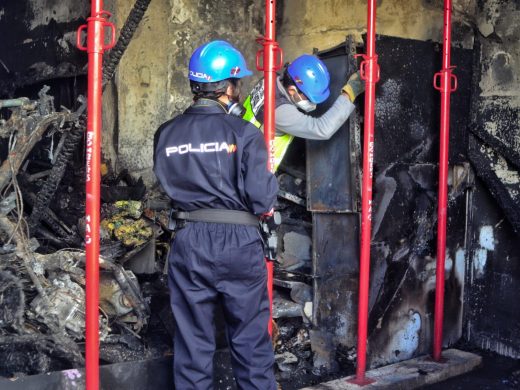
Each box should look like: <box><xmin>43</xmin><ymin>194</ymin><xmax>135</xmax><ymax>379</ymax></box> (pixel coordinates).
<box><xmin>342</xmin><ymin>71</ymin><xmax>365</xmax><ymax>102</ymax></box>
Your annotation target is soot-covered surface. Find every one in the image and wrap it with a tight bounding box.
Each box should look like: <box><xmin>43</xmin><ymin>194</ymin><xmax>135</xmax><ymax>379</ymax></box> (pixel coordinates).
<box><xmin>365</xmin><ymin>35</ymin><xmax>473</xmax><ymax>367</ymax></box>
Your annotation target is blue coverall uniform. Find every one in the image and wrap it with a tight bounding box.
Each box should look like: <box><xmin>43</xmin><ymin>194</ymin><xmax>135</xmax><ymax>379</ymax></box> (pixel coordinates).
<box><xmin>153</xmin><ymin>98</ymin><xmax>279</xmax><ymax>390</ymax></box>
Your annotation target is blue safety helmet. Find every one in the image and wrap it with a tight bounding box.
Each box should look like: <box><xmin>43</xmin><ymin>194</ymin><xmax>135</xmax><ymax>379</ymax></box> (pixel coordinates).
<box><xmin>188</xmin><ymin>40</ymin><xmax>253</xmax><ymax>83</ymax></box>
<box><xmin>287</xmin><ymin>54</ymin><xmax>330</xmax><ymax>104</ymax></box>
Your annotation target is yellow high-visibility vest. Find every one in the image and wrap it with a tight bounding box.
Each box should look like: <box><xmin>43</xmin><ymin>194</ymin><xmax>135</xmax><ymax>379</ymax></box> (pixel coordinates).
<box><xmin>242</xmin><ymin>84</ymin><xmax>294</xmax><ymax>172</ymax></box>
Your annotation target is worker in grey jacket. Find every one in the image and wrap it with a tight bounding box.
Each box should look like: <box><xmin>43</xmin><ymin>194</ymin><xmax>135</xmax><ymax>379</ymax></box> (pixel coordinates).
<box><xmin>243</xmin><ymin>54</ymin><xmax>364</xmax><ymax>171</ymax></box>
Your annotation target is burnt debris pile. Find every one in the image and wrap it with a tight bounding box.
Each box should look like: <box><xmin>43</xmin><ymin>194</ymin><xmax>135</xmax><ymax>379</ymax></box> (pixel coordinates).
<box><xmin>0</xmin><ymin>88</ymin><xmax>173</xmax><ymax>377</ymax></box>
<box><xmin>0</xmin><ymin>87</ymin><xmax>319</xmax><ymax>386</ymax></box>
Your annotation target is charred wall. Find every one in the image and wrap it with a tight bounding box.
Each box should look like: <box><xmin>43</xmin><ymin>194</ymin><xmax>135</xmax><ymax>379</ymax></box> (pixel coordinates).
<box><xmin>465</xmin><ymin>0</ymin><xmax>520</xmax><ymax>358</ymax></box>
<box><xmin>0</xmin><ymin>1</ymin><xmax>267</xmax><ymax>182</ymax></box>
<box><xmin>466</xmin><ymin>179</ymin><xmax>520</xmax><ymax>359</ymax></box>
<box><xmin>280</xmin><ymin>0</ymin><xmax>520</xmax><ymax>366</ymax></box>
<box><xmin>111</xmin><ymin>0</ymin><xmax>266</xmax><ymax>184</ymax></box>
<box><xmin>0</xmin><ymin>0</ymin><xmax>88</xmax><ymax>97</ymax></box>
<box><xmin>304</xmin><ymin>34</ymin><xmax>474</xmax><ymax>371</ymax></box>
<box><xmin>278</xmin><ymin>0</ymin><xmax>476</xmax><ymax>65</ymax></box>
<box><xmin>306</xmin><ymin>41</ymin><xmax>361</xmax><ymax>370</ymax></box>
<box><xmin>365</xmin><ymin>36</ymin><xmax>473</xmax><ymax>367</ymax></box>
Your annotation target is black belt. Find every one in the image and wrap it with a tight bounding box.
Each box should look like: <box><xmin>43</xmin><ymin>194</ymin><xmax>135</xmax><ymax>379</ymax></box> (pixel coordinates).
<box><xmin>171</xmin><ymin>209</ymin><xmax>259</xmax><ymax>227</ymax></box>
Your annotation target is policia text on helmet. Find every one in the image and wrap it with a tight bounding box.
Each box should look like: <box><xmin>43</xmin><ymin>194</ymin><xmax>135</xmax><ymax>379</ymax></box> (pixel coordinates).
<box><xmin>188</xmin><ymin>40</ymin><xmax>250</xmax><ymax>117</ymax></box>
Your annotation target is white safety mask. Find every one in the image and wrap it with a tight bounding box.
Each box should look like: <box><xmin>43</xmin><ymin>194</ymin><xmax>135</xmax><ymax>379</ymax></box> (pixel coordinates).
<box><xmin>291</xmin><ymin>91</ymin><xmax>317</xmax><ymax>113</ymax></box>
<box><xmin>296</xmin><ymin>99</ymin><xmax>317</xmax><ymax>113</ymax></box>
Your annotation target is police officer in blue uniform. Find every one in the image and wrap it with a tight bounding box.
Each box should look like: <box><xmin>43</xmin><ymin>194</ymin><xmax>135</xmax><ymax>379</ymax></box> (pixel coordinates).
<box><xmin>153</xmin><ymin>40</ymin><xmax>278</xmax><ymax>390</ymax></box>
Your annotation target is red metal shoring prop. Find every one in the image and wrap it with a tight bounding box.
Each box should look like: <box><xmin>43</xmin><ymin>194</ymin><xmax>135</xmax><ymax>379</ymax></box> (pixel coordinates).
<box><xmin>349</xmin><ymin>0</ymin><xmax>379</xmax><ymax>385</ymax></box>
<box><xmin>433</xmin><ymin>0</ymin><xmax>457</xmax><ymax>362</ymax></box>
<box><xmin>76</xmin><ymin>1</ymin><xmax>116</xmax><ymax>388</ymax></box>
<box><xmin>256</xmin><ymin>0</ymin><xmax>283</xmax><ymax>336</ymax></box>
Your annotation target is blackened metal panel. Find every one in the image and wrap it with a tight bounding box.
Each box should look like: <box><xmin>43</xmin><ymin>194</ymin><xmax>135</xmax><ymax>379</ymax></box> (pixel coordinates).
<box><xmin>306</xmin><ymin>40</ymin><xmax>358</xmax><ymax>212</ymax></box>
<box><xmin>373</xmin><ymin>35</ymin><xmax>473</xmax><ymax>166</ymax></box>
<box><xmin>366</xmin><ymin>162</ymin><xmax>468</xmax><ymax>367</ymax></box>
<box><xmin>312</xmin><ymin>213</ymin><xmax>360</xmax><ymax>359</ymax></box>
<box><xmin>365</xmin><ymin>35</ymin><xmax>473</xmax><ymax>367</ymax></box>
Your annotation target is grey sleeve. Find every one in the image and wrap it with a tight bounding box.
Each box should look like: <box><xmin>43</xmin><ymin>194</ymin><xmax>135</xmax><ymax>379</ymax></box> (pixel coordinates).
<box><xmin>275</xmin><ymin>94</ymin><xmax>355</xmax><ymax>140</ymax></box>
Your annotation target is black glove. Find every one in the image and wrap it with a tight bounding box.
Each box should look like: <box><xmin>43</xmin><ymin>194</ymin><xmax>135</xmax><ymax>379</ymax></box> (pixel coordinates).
<box><xmin>342</xmin><ymin>71</ymin><xmax>365</xmax><ymax>102</ymax></box>
<box><xmin>260</xmin><ymin>212</ymin><xmax>281</xmax><ymax>261</ymax></box>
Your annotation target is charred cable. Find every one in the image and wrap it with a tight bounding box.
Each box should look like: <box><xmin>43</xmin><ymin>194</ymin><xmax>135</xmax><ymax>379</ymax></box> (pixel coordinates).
<box><xmin>102</xmin><ymin>0</ymin><xmax>152</xmax><ymax>89</ymax></box>
<box><xmin>28</xmin><ymin>125</ymin><xmax>84</xmax><ymax>233</ymax></box>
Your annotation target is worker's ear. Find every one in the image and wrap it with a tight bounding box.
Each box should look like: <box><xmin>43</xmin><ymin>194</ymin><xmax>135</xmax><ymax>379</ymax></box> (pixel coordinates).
<box><xmin>287</xmin><ymin>86</ymin><xmax>305</xmax><ymax>104</ymax></box>
<box><xmin>225</xmin><ymin>82</ymin><xmax>234</xmax><ymax>97</ymax></box>
<box><xmin>287</xmin><ymin>85</ymin><xmax>298</xmax><ymax>97</ymax></box>
<box><xmin>226</xmin><ymin>80</ymin><xmax>241</xmax><ymax>101</ymax></box>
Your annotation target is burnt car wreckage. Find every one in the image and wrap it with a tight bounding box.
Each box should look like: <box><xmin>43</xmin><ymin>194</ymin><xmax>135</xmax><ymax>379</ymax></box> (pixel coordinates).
<box><xmin>0</xmin><ymin>88</ymin><xmax>157</xmax><ymax>373</ymax></box>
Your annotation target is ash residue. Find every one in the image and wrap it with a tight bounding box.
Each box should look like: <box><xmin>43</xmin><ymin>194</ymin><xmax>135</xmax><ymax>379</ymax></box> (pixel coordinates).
<box><xmin>274</xmin><ymin>318</ymin><xmax>355</xmax><ymax>390</ymax></box>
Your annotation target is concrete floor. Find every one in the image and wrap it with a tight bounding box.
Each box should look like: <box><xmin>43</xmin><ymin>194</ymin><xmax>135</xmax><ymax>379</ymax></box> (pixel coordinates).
<box><xmin>0</xmin><ymin>347</ymin><xmax>517</xmax><ymax>389</ymax></box>
<box><xmin>424</xmin><ymin>350</ymin><xmax>520</xmax><ymax>390</ymax></box>
<box><xmin>287</xmin><ymin>347</ymin><xmax>519</xmax><ymax>389</ymax></box>
<box><xmin>300</xmin><ymin>349</ymin><xmax>482</xmax><ymax>389</ymax></box>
